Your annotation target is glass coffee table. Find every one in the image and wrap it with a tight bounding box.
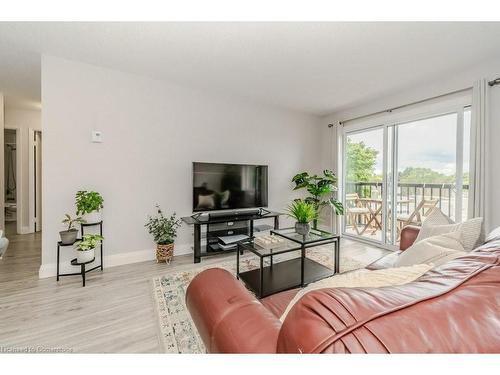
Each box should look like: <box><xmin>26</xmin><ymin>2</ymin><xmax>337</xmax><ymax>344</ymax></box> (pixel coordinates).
<box><xmin>236</xmin><ymin>227</ymin><xmax>340</xmax><ymax>298</ymax></box>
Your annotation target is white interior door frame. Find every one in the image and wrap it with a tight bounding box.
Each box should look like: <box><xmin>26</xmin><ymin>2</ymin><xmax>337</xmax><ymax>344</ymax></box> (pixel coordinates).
<box><xmin>28</xmin><ymin>128</ymin><xmax>42</xmax><ymax>233</ymax></box>
<box><xmin>28</xmin><ymin>129</ymin><xmax>35</xmax><ymax>233</ymax></box>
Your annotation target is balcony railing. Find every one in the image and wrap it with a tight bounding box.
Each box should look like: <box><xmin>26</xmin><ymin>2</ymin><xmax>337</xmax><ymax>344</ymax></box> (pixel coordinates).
<box><xmin>346</xmin><ymin>182</ymin><xmax>469</xmax><ymax>220</ymax></box>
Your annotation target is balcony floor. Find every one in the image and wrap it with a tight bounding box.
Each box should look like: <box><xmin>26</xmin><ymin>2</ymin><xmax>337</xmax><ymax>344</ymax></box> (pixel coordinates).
<box><xmin>345</xmin><ymin>226</ymin><xmax>384</xmax><ymax>243</ymax></box>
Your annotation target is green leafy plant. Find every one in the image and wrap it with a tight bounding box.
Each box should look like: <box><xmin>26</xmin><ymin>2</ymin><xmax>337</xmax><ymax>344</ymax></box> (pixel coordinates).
<box><xmin>76</xmin><ymin>191</ymin><xmax>104</xmax><ymax>215</ymax></box>
<box><xmin>145</xmin><ymin>205</ymin><xmax>182</xmax><ymax>245</ymax></box>
<box><xmin>62</xmin><ymin>214</ymin><xmax>85</xmax><ymax>231</ymax></box>
<box><xmin>286</xmin><ymin>199</ymin><xmax>318</xmax><ymax>224</ymax></box>
<box><xmin>292</xmin><ymin>169</ymin><xmax>344</xmax><ymax>228</ymax></box>
<box><xmin>346</xmin><ymin>138</ymin><xmax>379</xmax><ymax>183</ymax></box>
<box><xmin>74</xmin><ymin>234</ymin><xmax>104</xmax><ymax>251</ymax></box>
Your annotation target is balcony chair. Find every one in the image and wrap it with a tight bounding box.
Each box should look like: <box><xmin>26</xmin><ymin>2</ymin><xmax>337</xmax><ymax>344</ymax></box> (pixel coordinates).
<box><xmin>345</xmin><ymin>193</ymin><xmax>371</xmax><ymax>235</ymax></box>
<box><xmin>396</xmin><ymin>198</ymin><xmax>439</xmax><ymax>236</ymax></box>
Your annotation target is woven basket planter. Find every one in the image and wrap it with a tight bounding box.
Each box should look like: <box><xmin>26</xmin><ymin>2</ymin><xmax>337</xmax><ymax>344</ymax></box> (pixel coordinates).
<box><xmin>156</xmin><ymin>243</ymin><xmax>174</xmax><ymax>264</ymax></box>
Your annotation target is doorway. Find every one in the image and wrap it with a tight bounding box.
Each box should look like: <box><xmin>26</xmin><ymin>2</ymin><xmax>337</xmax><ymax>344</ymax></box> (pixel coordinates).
<box><xmin>0</xmin><ymin>127</ymin><xmax>42</xmax><ymax>282</ymax></box>
<box><xmin>4</xmin><ymin>128</ymin><xmax>19</xmax><ymax>236</ymax></box>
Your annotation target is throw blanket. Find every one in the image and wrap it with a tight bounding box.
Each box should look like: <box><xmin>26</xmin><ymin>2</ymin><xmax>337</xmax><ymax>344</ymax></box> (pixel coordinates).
<box><xmin>280</xmin><ymin>263</ymin><xmax>433</xmax><ymax>321</ymax></box>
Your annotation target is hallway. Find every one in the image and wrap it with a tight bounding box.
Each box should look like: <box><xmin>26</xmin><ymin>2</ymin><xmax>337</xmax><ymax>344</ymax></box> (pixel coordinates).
<box><xmin>0</xmin><ymin>228</ymin><xmax>41</xmax><ymax>283</ymax></box>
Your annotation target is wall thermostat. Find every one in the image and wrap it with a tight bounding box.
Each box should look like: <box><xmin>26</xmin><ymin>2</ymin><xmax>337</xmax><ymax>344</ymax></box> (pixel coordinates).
<box><xmin>92</xmin><ymin>130</ymin><xmax>103</xmax><ymax>143</ymax></box>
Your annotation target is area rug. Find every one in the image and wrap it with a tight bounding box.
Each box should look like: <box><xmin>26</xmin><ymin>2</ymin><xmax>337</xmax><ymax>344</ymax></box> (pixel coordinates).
<box><xmin>152</xmin><ymin>245</ymin><xmax>370</xmax><ymax>353</ymax></box>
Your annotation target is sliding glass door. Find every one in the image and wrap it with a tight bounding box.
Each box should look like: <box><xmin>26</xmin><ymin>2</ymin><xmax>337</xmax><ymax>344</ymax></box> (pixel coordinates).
<box><xmin>344</xmin><ymin>127</ymin><xmax>385</xmax><ymax>243</ymax></box>
<box><xmin>343</xmin><ymin>107</ymin><xmax>471</xmax><ymax>248</ymax></box>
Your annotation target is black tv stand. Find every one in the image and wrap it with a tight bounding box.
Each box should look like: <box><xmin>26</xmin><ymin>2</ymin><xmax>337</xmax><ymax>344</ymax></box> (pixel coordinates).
<box><xmin>259</xmin><ymin>207</ymin><xmax>271</xmax><ymax>216</ymax></box>
<box><xmin>181</xmin><ymin>210</ymin><xmax>283</xmax><ymax>263</ymax></box>
<box><xmin>190</xmin><ymin>212</ymin><xmax>203</xmax><ymax>220</ymax></box>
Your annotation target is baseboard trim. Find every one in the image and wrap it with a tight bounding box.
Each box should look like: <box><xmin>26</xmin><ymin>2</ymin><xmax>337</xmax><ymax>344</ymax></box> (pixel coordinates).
<box><xmin>19</xmin><ymin>226</ymin><xmax>32</xmax><ymax>235</ymax></box>
<box><xmin>39</xmin><ymin>243</ymin><xmax>193</xmax><ymax>279</ymax></box>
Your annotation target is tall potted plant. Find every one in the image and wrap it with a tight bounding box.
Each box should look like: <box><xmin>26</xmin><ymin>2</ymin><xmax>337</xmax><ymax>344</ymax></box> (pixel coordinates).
<box><xmin>292</xmin><ymin>169</ymin><xmax>344</xmax><ymax>229</ymax></box>
<box><xmin>60</xmin><ymin>214</ymin><xmax>85</xmax><ymax>245</ymax></box>
<box><xmin>286</xmin><ymin>199</ymin><xmax>318</xmax><ymax>236</ymax></box>
<box><xmin>74</xmin><ymin>234</ymin><xmax>104</xmax><ymax>263</ymax></box>
<box><xmin>76</xmin><ymin>190</ymin><xmax>104</xmax><ymax>224</ymax></box>
<box><xmin>145</xmin><ymin>205</ymin><xmax>182</xmax><ymax>264</ymax></box>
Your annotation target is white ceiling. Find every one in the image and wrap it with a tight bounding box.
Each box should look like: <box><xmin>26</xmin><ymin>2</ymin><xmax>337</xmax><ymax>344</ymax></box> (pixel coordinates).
<box><xmin>1</xmin><ymin>22</ymin><xmax>500</xmax><ymax>114</ymax></box>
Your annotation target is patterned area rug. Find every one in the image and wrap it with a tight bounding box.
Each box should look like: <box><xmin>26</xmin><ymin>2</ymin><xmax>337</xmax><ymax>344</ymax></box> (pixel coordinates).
<box><xmin>152</xmin><ymin>245</ymin><xmax>370</xmax><ymax>353</ymax></box>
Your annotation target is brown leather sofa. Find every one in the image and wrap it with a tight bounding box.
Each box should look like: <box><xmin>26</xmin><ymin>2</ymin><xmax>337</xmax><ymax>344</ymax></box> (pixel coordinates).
<box><xmin>185</xmin><ymin>226</ymin><xmax>500</xmax><ymax>353</ymax></box>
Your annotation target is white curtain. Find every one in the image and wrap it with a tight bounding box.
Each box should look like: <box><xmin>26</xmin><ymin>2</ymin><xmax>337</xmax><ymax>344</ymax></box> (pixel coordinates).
<box><xmin>332</xmin><ymin>121</ymin><xmax>344</xmax><ymax>234</ymax></box>
<box><xmin>468</xmin><ymin>79</ymin><xmax>489</xmax><ymax>228</ymax></box>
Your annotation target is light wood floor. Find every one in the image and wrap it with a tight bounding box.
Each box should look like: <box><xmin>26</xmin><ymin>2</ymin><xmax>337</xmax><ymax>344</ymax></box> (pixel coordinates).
<box><xmin>0</xmin><ymin>231</ymin><xmax>389</xmax><ymax>353</ymax></box>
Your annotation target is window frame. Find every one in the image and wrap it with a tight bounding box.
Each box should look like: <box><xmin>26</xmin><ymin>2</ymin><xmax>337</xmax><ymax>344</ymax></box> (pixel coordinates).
<box><xmin>341</xmin><ymin>97</ymin><xmax>472</xmax><ymax>249</ymax></box>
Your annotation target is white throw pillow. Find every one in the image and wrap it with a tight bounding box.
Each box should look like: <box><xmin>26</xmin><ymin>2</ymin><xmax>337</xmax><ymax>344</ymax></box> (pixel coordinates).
<box><xmin>421</xmin><ymin>208</ymin><xmax>454</xmax><ymax>226</ymax></box>
<box><xmin>415</xmin><ymin>209</ymin><xmax>453</xmax><ymax>244</ymax></box>
<box><xmin>395</xmin><ymin>231</ymin><xmax>467</xmax><ymax>267</ymax></box>
<box><xmin>416</xmin><ymin>216</ymin><xmax>483</xmax><ymax>252</ymax></box>
<box><xmin>415</xmin><ymin>208</ymin><xmax>485</xmax><ymax>250</ymax></box>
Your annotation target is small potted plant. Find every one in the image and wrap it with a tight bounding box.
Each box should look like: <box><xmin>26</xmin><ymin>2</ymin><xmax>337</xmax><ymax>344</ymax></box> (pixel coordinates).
<box><xmin>74</xmin><ymin>234</ymin><xmax>104</xmax><ymax>263</ymax></box>
<box><xmin>60</xmin><ymin>214</ymin><xmax>85</xmax><ymax>245</ymax></box>
<box><xmin>286</xmin><ymin>199</ymin><xmax>318</xmax><ymax>237</ymax></box>
<box><xmin>145</xmin><ymin>205</ymin><xmax>182</xmax><ymax>263</ymax></box>
<box><xmin>76</xmin><ymin>190</ymin><xmax>104</xmax><ymax>224</ymax></box>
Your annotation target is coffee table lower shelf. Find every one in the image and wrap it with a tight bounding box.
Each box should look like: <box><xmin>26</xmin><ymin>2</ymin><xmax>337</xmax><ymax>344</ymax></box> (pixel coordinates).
<box><xmin>238</xmin><ymin>257</ymin><xmax>334</xmax><ymax>298</ymax></box>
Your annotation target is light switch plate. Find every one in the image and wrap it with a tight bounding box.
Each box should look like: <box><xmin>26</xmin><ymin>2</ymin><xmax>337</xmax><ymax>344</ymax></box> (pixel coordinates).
<box><xmin>92</xmin><ymin>130</ymin><xmax>103</xmax><ymax>143</ymax></box>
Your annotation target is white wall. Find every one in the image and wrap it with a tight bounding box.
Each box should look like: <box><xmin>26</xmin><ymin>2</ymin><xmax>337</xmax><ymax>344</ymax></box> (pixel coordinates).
<box><xmin>320</xmin><ymin>55</ymin><xmax>500</xmax><ymax>232</ymax></box>
<box><xmin>4</xmin><ymin>107</ymin><xmax>42</xmax><ymax>233</ymax></box>
<box><xmin>40</xmin><ymin>56</ymin><xmax>321</xmax><ymax>278</ymax></box>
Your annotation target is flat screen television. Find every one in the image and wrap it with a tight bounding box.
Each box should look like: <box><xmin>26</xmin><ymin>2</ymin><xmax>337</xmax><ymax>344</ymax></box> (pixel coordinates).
<box><xmin>192</xmin><ymin>162</ymin><xmax>268</xmax><ymax>212</ymax></box>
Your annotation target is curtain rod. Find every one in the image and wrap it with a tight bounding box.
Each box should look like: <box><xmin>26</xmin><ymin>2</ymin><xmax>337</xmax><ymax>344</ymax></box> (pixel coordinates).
<box><xmin>489</xmin><ymin>78</ymin><xmax>500</xmax><ymax>86</ymax></box>
<box><xmin>336</xmin><ymin>86</ymin><xmax>472</xmax><ymax>126</ymax></box>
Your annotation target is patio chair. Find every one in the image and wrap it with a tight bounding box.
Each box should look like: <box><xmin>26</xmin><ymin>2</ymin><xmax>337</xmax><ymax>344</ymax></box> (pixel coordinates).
<box><xmin>345</xmin><ymin>193</ymin><xmax>371</xmax><ymax>235</ymax></box>
<box><xmin>396</xmin><ymin>198</ymin><xmax>439</xmax><ymax>234</ymax></box>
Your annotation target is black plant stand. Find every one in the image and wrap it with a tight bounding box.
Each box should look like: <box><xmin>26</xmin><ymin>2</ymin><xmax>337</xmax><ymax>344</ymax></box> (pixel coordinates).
<box><xmin>81</xmin><ymin>221</ymin><xmax>104</xmax><ymax>270</ymax></box>
<box><xmin>56</xmin><ymin>221</ymin><xmax>104</xmax><ymax>287</ymax></box>
<box><xmin>70</xmin><ymin>257</ymin><xmax>96</xmax><ymax>287</ymax></box>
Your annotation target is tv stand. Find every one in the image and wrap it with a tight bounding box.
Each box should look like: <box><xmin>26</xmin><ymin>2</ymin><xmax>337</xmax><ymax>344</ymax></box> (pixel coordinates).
<box><xmin>190</xmin><ymin>212</ymin><xmax>203</xmax><ymax>220</ymax></box>
<box><xmin>259</xmin><ymin>207</ymin><xmax>271</xmax><ymax>215</ymax></box>
<box><xmin>181</xmin><ymin>210</ymin><xmax>283</xmax><ymax>263</ymax></box>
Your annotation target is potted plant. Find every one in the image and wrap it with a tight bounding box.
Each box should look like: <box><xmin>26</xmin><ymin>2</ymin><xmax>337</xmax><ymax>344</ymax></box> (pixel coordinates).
<box><xmin>286</xmin><ymin>199</ymin><xmax>318</xmax><ymax>236</ymax></box>
<box><xmin>60</xmin><ymin>214</ymin><xmax>85</xmax><ymax>245</ymax></box>
<box><xmin>145</xmin><ymin>205</ymin><xmax>182</xmax><ymax>263</ymax></box>
<box><xmin>76</xmin><ymin>190</ymin><xmax>104</xmax><ymax>224</ymax></box>
<box><xmin>292</xmin><ymin>169</ymin><xmax>344</xmax><ymax>229</ymax></box>
<box><xmin>74</xmin><ymin>234</ymin><xmax>103</xmax><ymax>263</ymax></box>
